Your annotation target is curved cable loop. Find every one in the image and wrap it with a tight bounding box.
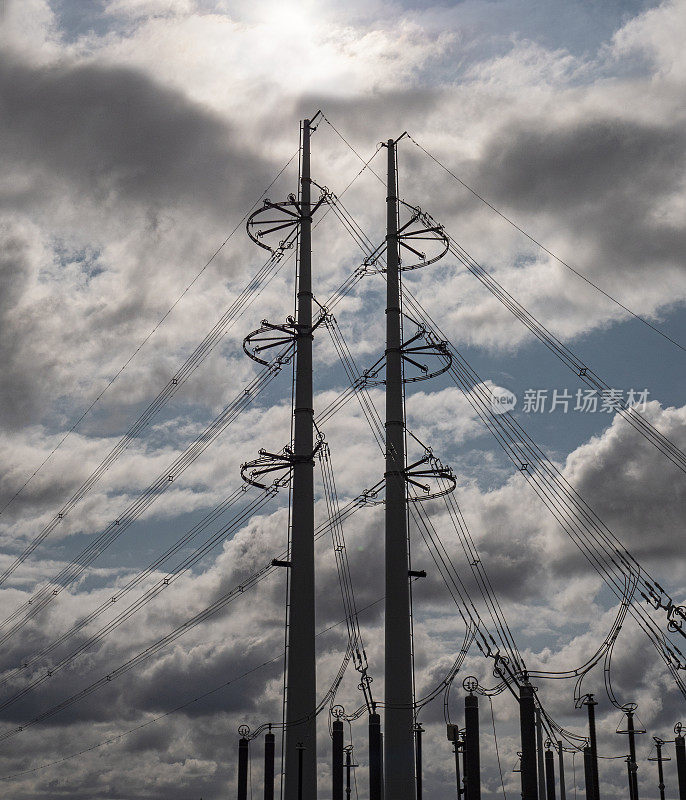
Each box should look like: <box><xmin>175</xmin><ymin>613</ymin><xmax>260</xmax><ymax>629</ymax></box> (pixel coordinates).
<box><xmin>246</xmin><ymin>189</ymin><xmax>329</xmax><ymax>252</ymax></box>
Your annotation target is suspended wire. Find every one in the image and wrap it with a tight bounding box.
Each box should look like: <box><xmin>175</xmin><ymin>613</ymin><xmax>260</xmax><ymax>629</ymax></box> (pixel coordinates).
<box><xmin>0</xmin><ymin>149</ymin><xmax>301</xmax><ymax>520</ymax></box>
<box><xmin>0</xmin><ymin>350</ymin><xmax>292</xmax><ymax>645</ymax></box>
<box><xmin>326</xmin><ymin>129</ymin><xmax>686</xmax><ymax>660</ymax></box>
<box><xmin>324</xmin><ymin>186</ymin><xmax>686</xmax><ymax>711</ymax></box>
<box><xmin>0</xmin><ymin>594</ymin><xmax>385</xmax><ymax>783</ymax></box>
<box><xmin>0</xmin><ymin>210</ymin><xmax>377</xmax><ymax>660</ymax></box>
<box><xmin>0</xmin><ymin>473</ymin><xmax>389</xmax><ymax>746</ymax></box>
<box><xmin>0</xmin><ymin>131</ymin><xmax>381</xmax><ymax>605</ymax></box>
<box><xmin>404</xmin><ymin>133</ymin><xmax>686</xmax><ymax>355</ymax></box>
<box><xmin>0</xmin><ymin>235</ymin><xmax>296</xmax><ymax>591</ymax></box>
<box><xmin>0</xmin><ymin>292</ymin><xmax>386</xmax><ymax>712</ymax></box>
<box><xmin>401</xmin><ymin>285</ymin><xmax>686</xmax><ymax>693</ymax></box>
<box><xmin>438</xmin><ymin>231</ymin><xmax>686</xmax><ymax>475</ymax></box>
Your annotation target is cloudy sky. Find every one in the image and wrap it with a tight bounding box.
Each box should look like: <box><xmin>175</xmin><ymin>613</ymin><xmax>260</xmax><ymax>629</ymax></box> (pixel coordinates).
<box><xmin>0</xmin><ymin>0</ymin><xmax>685</xmax><ymax>797</ymax></box>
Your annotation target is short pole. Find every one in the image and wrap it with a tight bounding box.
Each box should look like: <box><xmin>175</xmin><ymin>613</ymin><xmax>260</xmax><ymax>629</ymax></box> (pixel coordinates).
<box><xmin>238</xmin><ymin>737</ymin><xmax>249</xmax><ymax>800</ymax></box>
<box><xmin>464</xmin><ymin>693</ymin><xmax>481</xmax><ymax>800</ymax></box>
<box><xmin>545</xmin><ymin>747</ymin><xmax>556</xmax><ymax>800</ymax></box>
<box><xmin>264</xmin><ymin>731</ymin><xmax>275</xmax><ymax>800</ymax></box>
<box><xmin>369</xmin><ymin>713</ymin><xmax>383</xmax><ymax>800</ymax></box>
<box><xmin>520</xmin><ymin>684</ymin><xmax>538</xmax><ymax>800</ymax></box>
<box><xmin>583</xmin><ymin>747</ymin><xmax>594</xmax><ymax>800</ymax></box>
<box><xmin>584</xmin><ymin>695</ymin><xmax>600</xmax><ymax>800</ymax></box>
<box><xmin>415</xmin><ymin>724</ymin><xmax>424</xmax><ymax>800</ymax></box>
<box><xmin>536</xmin><ymin>708</ymin><xmax>546</xmax><ymax>800</ymax></box>
<box><xmin>656</xmin><ymin>740</ymin><xmax>666</xmax><ymax>800</ymax></box>
<box><xmin>345</xmin><ymin>748</ymin><xmax>352</xmax><ymax>800</ymax></box>
<box><xmin>676</xmin><ymin>731</ymin><xmax>686</xmax><ymax>800</ymax></box>
<box><xmin>627</xmin><ymin>710</ymin><xmax>640</xmax><ymax>800</ymax></box>
<box><xmin>333</xmin><ymin>720</ymin><xmax>344</xmax><ymax>800</ymax></box>
<box><xmin>558</xmin><ymin>741</ymin><xmax>567</xmax><ymax>800</ymax></box>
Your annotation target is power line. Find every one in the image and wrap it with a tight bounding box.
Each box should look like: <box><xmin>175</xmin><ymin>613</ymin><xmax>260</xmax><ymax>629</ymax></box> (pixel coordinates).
<box><xmin>0</xmin><ymin>149</ymin><xmax>300</xmax><ymax>519</ymax></box>
<box><xmin>405</xmin><ymin>133</ymin><xmax>686</xmax><ymax>355</ymax></box>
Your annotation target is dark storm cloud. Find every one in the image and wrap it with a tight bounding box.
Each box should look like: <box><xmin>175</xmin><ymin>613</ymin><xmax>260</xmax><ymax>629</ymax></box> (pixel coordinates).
<box><xmin>0</xmin><ymin>225</ymin><xmax>41</xmax><ymax>428</ymax></box>
<box><xmin>470</xmin><ymin>117</ymin><xmax>686</xmax><ymax>276</ymax></box>
<box><xmin>0</xmin><ymin>49</ymin><xmax>272</xmax><ymax>215</ymax></box>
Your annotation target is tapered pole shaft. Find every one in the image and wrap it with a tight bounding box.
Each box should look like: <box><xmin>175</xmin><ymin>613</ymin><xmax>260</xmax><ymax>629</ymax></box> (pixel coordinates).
<box><xmin>345</xmin><ymin>750</ymin><xmax>352</xmax><ymax>800</ymax></box>
<box><xmin>558</xmin><ymin>741</ymin><xmax>567</xmax><ymax>800</ymax></box>
<box><xmin>536</xmin><ymin>709</ymin><xmax>546</xmax><ymax>800</ymax></box>
<box><xmin>333</xmin><ymin>720</ymin><xmax>344</xmax><ymax>800</ymax></box>
<box><xmin>265</xmin><ymin>732</ymin><xmax>275</xmax><ymax>800</ymax></box>
<box><xmin>627</xmin><ymin>711</ymin><xmax>639</xmax><ymax>800</ymax></box>
<box><xmin>415</xmin><ymin>725</ymin><xmax>424</xmax><ymax>800</ymax></box>
<box><xmin>284</xmin><ymin>119</ymin><xmax>317</xmax><ymax>800</ymax></box>
<box><xmin>464</xmin><ymin>695</ymin><xmax>481</xmax><ymax>800</ymax></box>
<box><xmin>384</xmin><ymin>137</ymin><xmax>416</xmax><ymax>800</ymax></box>
<box><xmin>238</xmin><ymin>737</ymin><xmax>249</xmax><ymax>800</ymax></box>
<box><xmin>584</xmin><ymin>748</ymin><xmax>594</xmax><ymax>800</ymax></box>
<box><xmin>520</xmin><ymin>684</ymin><xmax>538</xmax><ymax>800</ymax></box>
<box><xmin>676</xmin><ymin>734</ymin><xmax>686</xmax><ymax>800</ymax></box>
<box><xmin>545</xmin><ymin>749</ymin><xmax>556</xmax><ymax>800</ymax></box>
<box><xmin>370</xmin><ymin>713</ymin><xmax>383</xmax><ymax>800</ymax></box>
<box><xmin>585</xmin><ymin>696</ymin><xmax>600</xmax><ymax>800</ymax></box>
<box><xmin>656</xmin><ymin>742</ymin><xmax>666</xmax><ymax>800</ymax></box>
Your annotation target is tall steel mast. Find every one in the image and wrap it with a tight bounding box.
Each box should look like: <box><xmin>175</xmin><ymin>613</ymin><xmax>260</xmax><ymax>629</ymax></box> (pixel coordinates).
<box><xmin>384</xmin><ymin>137</ymin><xmax>417</xmax><ymax>800</ymax></box>
<box><xmin>284</xmin><ymin>118</ymin><xmax>317</xmax><ymax>800</ymax></box>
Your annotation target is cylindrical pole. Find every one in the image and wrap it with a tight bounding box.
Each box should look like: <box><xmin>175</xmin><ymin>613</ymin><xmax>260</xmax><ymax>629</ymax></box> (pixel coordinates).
<box><xmin>333</xmin><ymin>720</ymin><xmax>344</xmax><ymax>800</ymax></box>
<box><xmin>545</xmin><ymin>748</ymin><xmax>556</xmax><ymax>800</ymax></box>
<box><xmin>415</xmin><ymin>724</ymin><xmax>424</xmax><ymax>800</ymax></box>
<box><xmin>284</xmin><ymin>118</ymin><xmax>317</xmax><ymax>800</ymax></box>
<box><xmin>345</xmin><ymin>748</ymin><xmax>352</xmax><ymax>800</ymax></box>
<box><xmin>381</xmin><ymin>731</ymin><xmax>385</xmax><ymax>800</ymax></box>
<box><xmin>238</xmin><ymin>737</ymin><xmax>249</xmax><ymax>800</ymax></box>
<box><xmin>676</xmin><ymin>734</ymin><xmax>686</xmax><ymax>800</ymax></box>
<box><xmin>370</xmin><ymin>713</ymin><xmax>383</xmax><ymax>800</ymax></box>
<box><xmin>536</xmin><ymin>709</ymin><xmax>546</xmax><ymax>800</ymax></box>
<box><xmin>384</xmin><ymin>137</ymin><xmax>416</xmax><ymax>800</ymax></box>
<box><xmin>264</xmin><ymin>732</ymin><xmax>275</xmax><ymax>800</ymax></box>
<box><xmin>558</xmin><ymin>741</ymin><xmax>567</xmax><ymax>800</ymax></box>
<box><xmin>464</xmin><ymin>694</ymin><xmax>481</xmax><ymax>800</ymax></box>
<box><xmin>520</xmin><ymin>684</ymin><xmax>538</xmax><ymax>800</ymax></box>
<box><xmin>584</xmin><ymin>696</ymin><xmax>600</xmax><ymax>800</ymax></box>
<box><xmin>656</xmin><ymin>740</ymin><xmax>666</xmax><ymax>800</ymax></box>
<box><xmin>583</xmin><ymin>747</ymin><xmax>594</xmax><ymax>800</ymax></box>
<box><xmin>627</xmin><ymin>710</ymin><xmax>640</xmax><ymax>800</ymax></box>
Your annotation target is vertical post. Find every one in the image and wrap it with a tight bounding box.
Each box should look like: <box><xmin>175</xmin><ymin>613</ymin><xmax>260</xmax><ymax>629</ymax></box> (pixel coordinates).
<box><xmin>545</xmin><ymin>748</ymin><xmax>556</xmax><ymax>800</ymax></box>
<box><xmin>333</xmin><ymin>720</ymin><xmax>344</xmax><ymax>800</ymax></box>
<box><xmin>415</xmin><ymin>724</ymin><xmax>424</xmax><ymax>800</ymax></box>
<box><xmin>536</xmin><ymin>708</ymin><xmax>546</xmax><ymax>800</ymax></box>
<box><xmin>284</xmin><ymin>118</ymin><xmax>317</xmax><ymax>800</ymax></box>
<box><xmin>464</xmin><ymin>694</ymin><xmax>481</xmax><ymax>800</ymax></box>
<box><xmin>676</xmin><ymin>732</ymin><xmax>686</xmax><ymax>800</ymax></box>
<box><xmin>558</xmin><ymin>741</ymin><xmax>567</xmax><ymax>800</ymax></box>
<box><xmin>583</xmin><ymin>748</ymin><xmax>594</xmax><ymax>800</ymax></box>
<box><xmin>264</xmin><ymin>731</ymin><xmax>275</xmax><ymax>800</ymax></box>
<box><xmin>384</xmin><ymin>137</ymin><xmax>416</xmax><ymax>800</ymax></box>
<box><xmin>381</xmin><ymin>731</ymin><xmax>385</xmax><ymax>800</ymax></box>
<box><xmin>370</xmin><ymin>713</ymin><xmax>383</xmax><ymax>800</ymax></box>
<box><xmin>584</xmin><ymin>695</ymin><xmax>600</xmax><ymax>800</ymax></box>
<box><xmin>345</xmin><ymin>748</ymin><xmax>352</xmax><ymax>800</ymax></box>
<box><xmin>238</xmin><ymin>736</ymin><xmax>249</xmax><ymax>800</ymax></box>
<box><xmin>655</xmin><ymin>740</ymin><xmax>666</xmax><ymax>800</ymax></box>
<box><xmin>627</xmin><ymin>710</ymin><xmax>639</xmax><ymax>800</ymax></box>
<box><xmin>520</xmin><ymin>684</ymin><xmax>538</xmax><ymax>800</ymax></box>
